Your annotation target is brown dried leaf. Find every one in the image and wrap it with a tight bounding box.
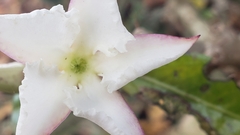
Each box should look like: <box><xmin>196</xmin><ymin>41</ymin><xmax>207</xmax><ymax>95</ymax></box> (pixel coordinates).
<box><xmin>143</xmin><ymin>0</ymin><xmax>166</xmax><ymax>9</ymax></box>
<box><xmin>0</xmin><ymin>0</ymin><xmax>20</xmax><ymax>14</ymax></box>
<box><xmin>0</xmin><ymin>102</ymin><xmax>12</xmax><ymax>121</ymax></box>
<box><xmin>0</xmin><ymin>52</ymin><xmax>11</xmax><ymax>64</ymax></box>
<box><xmin>140</xmin><ymin>105</ymin><xmax>171</xmax><ymax>135</ymax></box>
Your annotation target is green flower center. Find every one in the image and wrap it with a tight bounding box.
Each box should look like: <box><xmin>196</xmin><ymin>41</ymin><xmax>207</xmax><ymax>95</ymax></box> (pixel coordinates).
<box><xmin>70</xmin><ymin>58</ymin><xmax>87</xmax><ymax>74</ymax></box>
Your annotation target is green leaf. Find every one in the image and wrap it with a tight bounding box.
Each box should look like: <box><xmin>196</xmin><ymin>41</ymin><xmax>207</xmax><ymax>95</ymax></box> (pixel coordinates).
<box><xmin>12</xmin><ymin>94</ymin><xmax>20</xmax><ymax>125</ymax></box>
<box><xmin>124</xmin><ymin>54</ymin><xmax>240</xmax><ymax>135</ymax></box>
<box><xmin>0</xmin><ymin>62</ymin><xmax>24</xmax><ymax>94</ymax></box>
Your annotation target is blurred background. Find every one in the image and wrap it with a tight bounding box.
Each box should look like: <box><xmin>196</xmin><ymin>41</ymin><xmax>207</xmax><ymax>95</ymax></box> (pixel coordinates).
<box><xmin>0</xmin><ymin>0</ymin><xmax>240</xmax><ymax>135</ymax></box>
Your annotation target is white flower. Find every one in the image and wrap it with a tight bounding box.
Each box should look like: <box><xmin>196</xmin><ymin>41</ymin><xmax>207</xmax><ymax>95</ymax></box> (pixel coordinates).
<box><xmin>0</xmin><ymin>0</ymin><xmax>199</xmax><ymax>135</ymax></box>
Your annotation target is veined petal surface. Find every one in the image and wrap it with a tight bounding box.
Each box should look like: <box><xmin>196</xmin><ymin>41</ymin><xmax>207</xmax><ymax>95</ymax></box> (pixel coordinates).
<box><xmin>16</xmin><ymin>61</ymin><xmax>72</xmax><ymax>135</ymax></box>
<box><xmin>95</xmin><ymin>34</ymin><xmax>199</xmax><ymax>92</ymax></box>
<box><xmin>68</xmin><ymin>0</ymin><xmax>134</xmax><ymax>56</ymax></box>
<box><xmin>0</xmin><ymin>5</ymin><xmax>80</xmax><ymax>64</ymax></box>
<box><xmin>64</xmin><ymin>73</ymin><xmax>143</xmax><ymax>135</ymax></box>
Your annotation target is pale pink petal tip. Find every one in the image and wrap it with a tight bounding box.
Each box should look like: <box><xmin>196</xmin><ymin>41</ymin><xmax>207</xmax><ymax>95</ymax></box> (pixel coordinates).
<box><xmin>134</xmin><ymin>34</ymin><xmax>200</xmax><ymax>42</ymax></box>
<box><xmin>95</xmin><ymin>34</ymin><xmax>200</xmax><ymax>92</ymax></box>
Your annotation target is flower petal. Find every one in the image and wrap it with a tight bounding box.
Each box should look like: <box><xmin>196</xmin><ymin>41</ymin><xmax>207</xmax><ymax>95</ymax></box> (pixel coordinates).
<box><xmin>0</xmin><ymin>5</ymin><xmax>80</xmax><ymax>64</ymax></box>
<box><xmin>16</xmin><ymin>61</ymin><xmax>72</xmax><ymax>135</ymax></box>
<box><xmin>68</xmin><ymin>0</ymin><xmax>134</xmax><ymax>56</ymax></box>
<box><xmin>64</xmin><ymin>73</ymin><xmax>143</xmax><ymax>135</ymax></box>
<box><xmin>95</xmin><ymin>34</ymin><xmax>199</xmax><ymax>92</ymax></box>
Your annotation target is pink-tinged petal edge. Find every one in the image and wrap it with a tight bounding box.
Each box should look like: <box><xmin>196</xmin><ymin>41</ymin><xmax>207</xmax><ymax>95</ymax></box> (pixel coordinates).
<box><xmin>16</xmin><ymin>61</ymin><xmax>72</xmax><ymax>135</ymax></box>
<box><xmin>64</xmin><ymin>73</ymin><xmax>144</xmax><ymax>135</ymax></box>
<box><xmin>134</xmin><ymin>34</ymin><xmax>200</xmax><ymax>43</ymax></box>
<box><xmin>94</xmin><ymin>34</ymin><xmax>200</xmax><ymax>93</ymax></box>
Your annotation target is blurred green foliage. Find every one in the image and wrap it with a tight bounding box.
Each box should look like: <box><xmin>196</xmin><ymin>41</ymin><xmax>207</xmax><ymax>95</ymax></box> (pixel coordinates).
<box><xmin>124</xmin><ymin>54</ymin><xmax>240</xmax><ymax>135</ymax></box>
<box><xmin>0</xmin><ymin>63</ymin><xmax>24</xmax><ymax>94</ymax></box>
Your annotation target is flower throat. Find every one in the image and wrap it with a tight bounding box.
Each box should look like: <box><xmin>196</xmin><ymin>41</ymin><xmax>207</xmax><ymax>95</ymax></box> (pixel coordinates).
<box><xmin>70</xmin><ymin>58</ymin><xmax>87</xmax><ymax>74</ymax></box>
